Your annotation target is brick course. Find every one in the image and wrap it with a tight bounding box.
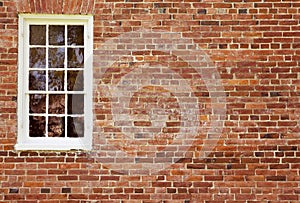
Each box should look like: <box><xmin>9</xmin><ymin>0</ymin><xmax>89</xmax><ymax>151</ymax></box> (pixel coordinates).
<box><xmin>1</xmin><ymin>0</ymin><xmax>300</xmax><ymax>202</ymax></box>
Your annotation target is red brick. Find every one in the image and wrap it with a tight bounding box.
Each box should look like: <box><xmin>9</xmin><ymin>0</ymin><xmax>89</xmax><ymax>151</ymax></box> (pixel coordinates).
<box><xmin>57</xmin><ymin>176</ymin><xmax>78</xmax><ymax>181</ymax></box>
<box><xmin>69</xmin><ymin>194</ymin><xmax>88</xmax><ymax>199</ymax></box>
<box><xmin>100</xmin><ymin>176</ymin><xmax>120</xmax><ymax>181</ymax></box>
<box><xmin>278</xmin><ymin>195</ymin><xmax>299</xmax><ymax>200</ymax></box>
<box><xmin>1</xmin><ymin>0</ymin><xmax>300</xmax><ymax>202</ymax></box>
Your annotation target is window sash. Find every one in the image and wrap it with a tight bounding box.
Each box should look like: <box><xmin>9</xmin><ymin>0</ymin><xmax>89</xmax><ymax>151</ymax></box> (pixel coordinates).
<box><xmin>16</xmin><ymin>14</ymin><xmax>93</xmax><ymax>150</ymax></box>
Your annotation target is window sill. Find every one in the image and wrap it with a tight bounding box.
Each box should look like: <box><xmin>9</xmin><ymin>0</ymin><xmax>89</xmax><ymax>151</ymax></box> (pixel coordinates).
<box><xmin>15</xmin><ymin>138</ymin><xmax>91</xmax><ymax>151</ymax></box>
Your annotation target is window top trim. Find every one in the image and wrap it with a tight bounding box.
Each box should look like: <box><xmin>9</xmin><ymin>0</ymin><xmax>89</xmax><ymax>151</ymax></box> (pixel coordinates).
<box><xmin>19</xmin><ymin>14</ymin><xmax>93</xmax><ymax>26</ymax></box>
<box><xmin>19</xmin><ymin>14</ymin><xmax>93</xmax><ymax>20</ymax></box>
<box><xmin>19</xmin><ymin>14</ymin><xmax>94</xmax><ymax>42</ymax></box>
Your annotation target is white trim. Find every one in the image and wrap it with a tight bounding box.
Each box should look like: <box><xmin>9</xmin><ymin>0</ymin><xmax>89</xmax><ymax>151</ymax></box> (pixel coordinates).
<box><xmin>16</xmin><ymin>14</ymin><xmax>93</xmax><ymax>151</ymax></box>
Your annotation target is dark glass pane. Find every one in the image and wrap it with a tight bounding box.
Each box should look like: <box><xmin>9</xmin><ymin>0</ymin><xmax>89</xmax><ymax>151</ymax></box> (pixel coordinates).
<box><xmin>29</xmin><ymin>116</ymin><xmax>46</xmax><ymax>137</ymax></box>
<box><xmin>67</xmin><ymin>70</ymin><xmax>83</xmax><ymax>91</ymax></box>
<box><xmin>48</xmin><ymin>71</ymin><xmax>64</xmax><ymax>91</ymax></box>
<box><xmin>67</xmin><ymin>116</ymin><xmax>84</xmax><ymax>137</ymax></box>
<box><xmin>29</xmin><ymin>94</ymin><xmax>46</xmax><ymax>113</ymax></box>
<box><xmin>48</xmin><ymin>48</ymin><xmax>65</xmax><ymax>68</ymax></box>
<box><xmin>49</xmin><ymin>25</ymin><xmax>65</xmax><ymax>45</ymax></box>
<box><xmin>30</xmin><ymin>25</ymin><xmax>46</xmax><ymax>45</ymax></box>
<box><xmin>30</xmin><ymin>48</ymin><xmax>46</xmax><ymax>68</ymax></box>
<box><xmin>49</xmin><ymin>94</ymin><xmax>65</xmax><ymax>114</ymax></box>
<box><xmin>67</xmin><ymin>94</ymin><xmax>84</xmax><ymax>114</ymax></box>
<box><xmin>67</xmin><ymin>25</ymin><xmax>84</xmax><ymax>45</ymax></box>
<box><xmin>67</xmin><ymin>48</ymin><xmax>84</xmax><ymax>68</ymax></box>
<box><xmin>29</xmin><ymin>70</ymin><xmax>46</xmax><ymax>90</ymax></box>
<box><xmin>48</xmin><ymin>116</ymin><xmax>65</xmax><ymax>137</ymax></box>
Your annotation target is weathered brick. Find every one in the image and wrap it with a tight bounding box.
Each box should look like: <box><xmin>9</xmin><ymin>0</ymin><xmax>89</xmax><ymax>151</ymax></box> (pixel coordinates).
<box><xmin>0</xmin><ymin>0</ymin><xmax>300</xmax><ymax>202</ymax></box>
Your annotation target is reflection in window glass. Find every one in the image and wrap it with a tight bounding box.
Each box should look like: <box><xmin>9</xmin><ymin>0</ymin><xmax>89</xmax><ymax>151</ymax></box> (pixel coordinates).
<box><xmin>30</xmin><ymin>48</ymin><xmax>46</xmax><ymax>68</ymax></box>
<box><xmin>29</xmin><ymin>116</ymin><xmax>46</xmax><ymax>137</ymax></box>
<box><xmin>67</xmin><ymin>116</ymin><xmax>84</xmax><ymax>137</ymax></box>
<box><xmin>68</xmin><ymin>94</ymin><xmax>84</xmax><ymax>114</ymax></box>
<box><xmin>49</xmin><ymin>94</ymin><xmax>65</xmax><ymax>114</ymax></box>
<box><xmin>68</xmin><ymin>25</ymin><xmax>84</xmax><ymax>45</ymax></box>
<box><xmin>30</xmin><ymin>25</ymin><xmax>46</xmax><ymax>45</ymax></box>
<box><xmin>48</xmin><ymin>116</ymin><xmax>65</xmax><ymax>137</ymax></box>
<box><xmin>48</xmin><ymin>71</ymin><xmax>64</xmax><ymax>91</ymax></box>
<box><xmin>48</xmin><ymin>48</ymin><xmax>65</xmax><ymax>68</ymax></box>
<box><xmin>29</xmin><ymin>70</ymin><xmax>46</xmax><ymax>90</ymax></box>
<box><xmin>25</xmin><ymin>21</ymin><xmax>88</xmax><ymax>141</ymax></box>
<box><xmin>67</xmin><ymin>71</ymin><xmax>84</xmax><ymax>91</ymax></box>
<box><xmin>29</xmin><ymin>94</ymin><xmax>46</xmax><ymax>113</ymax></box>
<box><xmin>49</xmin><ymin>25</ymin><xmax>65</xmax><ymax>45</ymax></box>
<box><xmin>68</xmin><ymin>48</ymin><xmax>84</xmax><ymax>68</ymax></box>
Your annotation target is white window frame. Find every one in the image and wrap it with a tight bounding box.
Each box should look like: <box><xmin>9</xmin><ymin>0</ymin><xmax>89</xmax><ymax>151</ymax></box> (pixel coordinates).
<box><xmin>16</xmin><ymin>14</ymin><xmax>93</xmax><ymax>150</ymax></box>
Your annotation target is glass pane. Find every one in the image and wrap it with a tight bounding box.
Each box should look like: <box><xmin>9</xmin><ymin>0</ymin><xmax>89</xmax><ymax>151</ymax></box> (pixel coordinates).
<box><xmin>30</xmin><ymin>25</ymin><xmax>46</xmax><ymax>45</ymax></box>
<box><xmin>30</xmin><ymin>48</ymin><xmax>46</xmax><ymax>68</ymax></box>
<box><xmin>29</xmin><ymin>94</ymin><xmax>46</xmax><ymax>113</ymax></box>
<box><xmin>29</xmin><ymin>116</ymin><xmax>46</xmax><ymax>137</ymax></box>
<box><xmin>67</xmin><ymin>25</ymin><xmax>84</xmax><ymax>45</ymax></box>
<box><xmin>67</xmin><ymin>71</ymin><xmax>83</xmax><ymax>91</ymax></box>
<box><xmin>49</xmin><ymin>94</ymin><xmax>65</xmax><ymax>114</ymax></box>
<box><xmin>67</xmin><ymin>116</ymin><xmax>84</xmax><ymax>137</ymax></box>
<box><xmin>48</xmin><ymin>71</ymin><xmax>64</xmax><ymax>91</ymax></box>
<box><xmin>48</xmin><ymin>48</ymin><xmax>65</xmax><ymax>68</ymax></box>
<box><xmin>67</xmin><ymin>48</ymin><xmax>84</xmax><ymax>68</ymax></box>
<box><xmin>29</xmin><ymin>70</ymin><xmax>46</xmax><ymax>90</ymax></box>
<box><xmin>49</xmin><ymin>25</ymin><xmax>65</xmax><ymax>45</ymax></box>
<box><xmin>48</xmin><ymin>116</ymin><xmax>65</xmax><ymax>137</ymax></box>
<box><xmin>68</xmin><ymin>94</ymin><xmax>84</xmax><ymax>114</ymax></box>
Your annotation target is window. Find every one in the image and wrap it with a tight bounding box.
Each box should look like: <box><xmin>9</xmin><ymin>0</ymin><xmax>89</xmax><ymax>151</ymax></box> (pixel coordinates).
<box><xmin>16</xmin><ymin>14</ymin><xmax>93</xmax><ymax>150</ymax></box>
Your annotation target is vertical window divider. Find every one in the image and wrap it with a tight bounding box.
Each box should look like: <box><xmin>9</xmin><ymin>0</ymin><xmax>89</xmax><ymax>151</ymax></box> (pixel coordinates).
<box><xmin>65</xmin><ymin>24</ymin><xmax>68</xmax><ymax>138</ymax></box>
<box><xmin>45</xmin><ymin>24</ymin><xmax>49</xmax><ymax>138</ymax></box>
<box><xmin>25</xmin><ymin>21</ymin><xmax>30</xmax><ymax>138</ymax></box>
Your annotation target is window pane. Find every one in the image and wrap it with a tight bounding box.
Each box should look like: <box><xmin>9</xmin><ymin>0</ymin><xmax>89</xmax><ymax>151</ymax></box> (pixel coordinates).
<box><xmin>67</xmin><ymin>48</ymin><xmax>84</xmax><ymax>68</ymax></box>
<box><xmin>67</xmin><ymin>116</ymin><xmax>84</xmax><ymax>137</ymax></box>
<box><xmin>49</xmin><ymin>25</ymin><xmax>65</xmax><ymax>45</ymax></box>
<box><xmin>30</xmin><ymin>48</ymin><xmax>46</xmax><ymax>68</ymax></box>
<box><xmin>48</xmin><ymin>71</ymin><xmax>64</xmax><ymax>91</ymax></box>
<box><xmin>68</xmin><ymin>94</ymin><xmax>84</xmax><ymax>114</ymax></box>
<box><xmin>48</xmin><ymin>116</ymin><xmax>65</xmax><ymax>137</ymax></box>
<box><xmin>30</xmin><ymin>25</ymin><xmax>46</xmax><ymax>45</ymax></box>
<box><xmin>29</xmin><ymin>94</ymin><xmax>46</xmax><ymax>113</ymax></box>
<box><xmin>67</xmin><ymin>70</ymin><xmax>83</xmax><ymax>91</ymax></box>
<box><xmin>49</xmin><ymin>94</ymin><xmax>65</xmax><ymax>114</ymax></box>
<box><xmin>48</xmin><ymin>48</ymin><xmax>65</xmax><ymax>68</ymax></box>
<box><xmin>67</xmin><ymin>25</ymin><xmax>84</xmax><ymax>45</ymax></box>
<box><xmin>29</xmin><ymin>116</ymin><xmax>46</xmax><ymax>137</ymax></box>
<box><xmin>29</xmin><ymin>70</ymin><xmax>46</xmax><ymax>90</ymax></box>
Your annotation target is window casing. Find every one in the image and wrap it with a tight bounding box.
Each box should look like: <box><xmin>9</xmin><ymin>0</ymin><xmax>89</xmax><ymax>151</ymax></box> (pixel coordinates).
<box><xmin>16</xmin><ymin>14</ymin><xmax>93</xmax><ymax>150</ymax></box>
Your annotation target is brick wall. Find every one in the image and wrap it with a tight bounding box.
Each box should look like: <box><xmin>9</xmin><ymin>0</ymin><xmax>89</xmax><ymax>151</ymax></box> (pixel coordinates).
<box><xmin>1</xmin><ymin>0</ymin><xmax>300</xmax><ymax>202</ymax></box>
